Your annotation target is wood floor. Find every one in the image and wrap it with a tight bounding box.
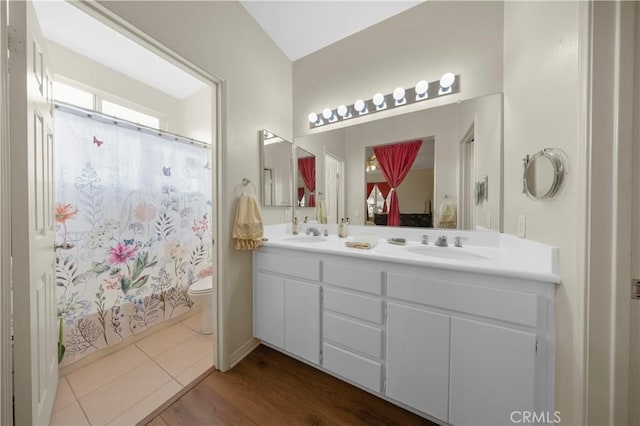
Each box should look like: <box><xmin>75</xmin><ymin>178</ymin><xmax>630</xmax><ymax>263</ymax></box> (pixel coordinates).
<box><xmin>147</xmin><ymin>344</ymin><xmax>436</xmax><ymax>426</ymax></box>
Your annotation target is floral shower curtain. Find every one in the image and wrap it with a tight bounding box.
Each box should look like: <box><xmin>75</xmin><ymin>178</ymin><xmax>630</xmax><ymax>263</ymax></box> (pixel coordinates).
<box><xmin>54</xmin><ymin>110</ymin><xmax>212</xmax><ymax>366</ymax></box>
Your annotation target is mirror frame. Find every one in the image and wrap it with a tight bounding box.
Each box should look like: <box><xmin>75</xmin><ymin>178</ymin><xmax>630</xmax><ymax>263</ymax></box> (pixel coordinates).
<box><xmin>260</xmin><ymin>129</ymin><xmax>293</xmax><ymax>207</ymax></box>
<box><xmin>522</xmin><ymin>148</ymin><xmax>566</xmax><ymax>200</ymax></box>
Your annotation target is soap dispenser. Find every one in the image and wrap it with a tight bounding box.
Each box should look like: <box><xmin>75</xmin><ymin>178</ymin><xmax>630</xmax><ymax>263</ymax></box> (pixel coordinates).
<box><xmin>338</xmin><ymin>218</ymin><xmax>348</xmax><ymax>238</ymax></box>
<box><xmin>292</xmin><ymin>217</ymin><xmax>299</xmax><ymax>235</ymax></box>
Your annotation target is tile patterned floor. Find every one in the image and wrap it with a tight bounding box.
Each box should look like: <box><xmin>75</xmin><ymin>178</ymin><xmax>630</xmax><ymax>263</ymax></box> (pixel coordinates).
<box><xmin>51</xmin><ymin>311</ymin><xmax>214</xmax><ymax>426</ymax></box>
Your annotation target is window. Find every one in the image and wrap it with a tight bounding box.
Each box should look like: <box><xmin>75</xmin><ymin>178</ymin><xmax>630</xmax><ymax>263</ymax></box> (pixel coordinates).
<box><xmin>101</xmin><ymin>100</ymin><xmax>160</xmax><ymax>129</ymax></box>
<box><xmin>366</xmin><ymin>185</ymin><xmax>387</xmax><ymax>218</ymax></box>
<box><xmin>52</xmin><ymin>81</ymin><xmax>94</xmax><ymax>109</ymax></box>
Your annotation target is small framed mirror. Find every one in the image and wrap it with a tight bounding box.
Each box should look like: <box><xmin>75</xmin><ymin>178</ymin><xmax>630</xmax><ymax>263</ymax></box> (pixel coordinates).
<box><xmin>261</xmin><ymin>129</ymin><xmax>293</xmax><ymax>207</ymax></box>
<box><xmin>522</xmin><ymin>148</ymin><xmax>567</xmax><ymax>200</ymax></box>
<box><xmin>296</xmin><ymin>147</ymin><xmax>316</xmax><ymax>207</ymax></box>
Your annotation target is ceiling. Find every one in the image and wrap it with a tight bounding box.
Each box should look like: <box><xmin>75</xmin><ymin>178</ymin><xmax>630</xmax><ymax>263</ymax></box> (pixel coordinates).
<box><xmin>33</xmin><ymin>1</ymin><xmax>208</xmax><ymax>100</ymax></box>
<box><xmin>239</xmin><ymin>0</ymin><xmax>423</xmax><ymax>61</ymax></box>
<box><xmin>32</xmin><ymin>1</ymin><xmax>422</xmax><ymax>99</ymax></box>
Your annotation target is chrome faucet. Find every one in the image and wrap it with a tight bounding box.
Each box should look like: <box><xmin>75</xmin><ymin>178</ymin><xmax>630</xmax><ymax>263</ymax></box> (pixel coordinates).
<box><xmin>434</xmin><ymin>235</ymin><xmax>448</xmax><ymax>247</ymax></box>
<box><xmin>454</xmin><ymin>236</ymin><xmax>463</xmax><ymax>248</ymax></box>
<box><xmin>307</xmin><ymin>227</ymin><xmax>321</xmax><ymax>236</ymax></box>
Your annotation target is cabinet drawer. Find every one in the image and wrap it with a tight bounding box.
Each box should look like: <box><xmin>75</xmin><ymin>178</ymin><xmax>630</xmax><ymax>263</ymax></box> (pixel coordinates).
<box><xmin>323</xmin><ymin>287</ymin><xmax>383</xmax><ymax>324</ymax></box>
<box><xmin>322</xmin><ymin>342</ymin><xmax>382</xmax><ymax>392</ymax></box>
<box><xmin>323</xmin><ymin>313</ymin><xmax>383</xmax><ymax>358</ymax></box>
<box><xmin>255</xmin><ymin>252</ymin><xmax>320</xmax><ymax>281</ymax></box>
<box><xmin>387</xmin><ymin>272</ymin><xmax>540</xmax><ymax>327</ymax></box>
<box><xmin>323</xmin><ymin>262</ymin><xmax>382</xmax><ymax>295</ymax></box>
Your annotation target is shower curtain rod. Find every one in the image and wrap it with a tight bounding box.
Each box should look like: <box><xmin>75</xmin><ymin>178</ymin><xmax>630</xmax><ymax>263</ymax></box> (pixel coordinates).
<box><xmin>54</xmin><ymin>102</ymin><xmax>212</xmax><ymax>149</ymax></box>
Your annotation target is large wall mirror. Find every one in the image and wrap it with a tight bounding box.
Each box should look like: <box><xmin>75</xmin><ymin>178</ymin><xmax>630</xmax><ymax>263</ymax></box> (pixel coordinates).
<box><xmin>295</xmin><ymin>93</ymin><xmax>503</xmax><ymax>230</ymax></box>
<box><xmin>261</xmin><ymin>129</ymin><xmax>293</xmax><ymax>207</ymax></box>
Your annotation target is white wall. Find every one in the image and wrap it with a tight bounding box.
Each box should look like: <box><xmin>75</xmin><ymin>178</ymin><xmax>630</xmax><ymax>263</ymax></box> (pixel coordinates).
<box><xmin>293</xmin><ymin>1</ymin><xmax>504</xmax><ymax>138</ymax></box>
<box><xmin>46</xmin><ymin>41</ymin><xmax>184</xmax><ymax>133</ymax></box>
<box><xmin>99</xmin><ymin>0</ymin><xmax>293</xmax><ymax>366</ymax></box>
<box><xmin>503</xmin><ymin>2</ymin><xmax>585</xmax><ymax>424</ymax></box>
<box><xmin>181</xmin><ymin>86</ymin><xmax>213</xmax><ymax>144</ymax></box>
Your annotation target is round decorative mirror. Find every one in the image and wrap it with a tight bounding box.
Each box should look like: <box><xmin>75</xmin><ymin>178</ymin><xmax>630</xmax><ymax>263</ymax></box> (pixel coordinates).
<box><xmin>522</xmin><ymin>148</ymin><xmax>567</xmax><ymax>200</ymax></box>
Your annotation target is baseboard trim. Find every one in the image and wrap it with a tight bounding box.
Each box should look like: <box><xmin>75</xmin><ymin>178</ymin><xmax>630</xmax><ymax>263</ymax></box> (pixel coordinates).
<box><xmin>229</xmin><ymin>337</ymin><xmax>260</xmax><ymax>369</ymax></box>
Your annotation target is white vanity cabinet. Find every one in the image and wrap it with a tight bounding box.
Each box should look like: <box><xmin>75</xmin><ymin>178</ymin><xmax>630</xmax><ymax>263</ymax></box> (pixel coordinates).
<box><xmin>253</xmin><ymin>252</ymin><xmax>321</xmax><ymax>364</ymax></box>
<box><xmin>253</xmin><ymin>246</ymin><xmax>555</xmax><ymax>426</ymax></box>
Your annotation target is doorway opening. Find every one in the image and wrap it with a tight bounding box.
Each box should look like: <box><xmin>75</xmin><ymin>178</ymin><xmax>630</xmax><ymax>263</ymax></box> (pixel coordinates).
<box><xmin>324</xmin><ymin>152</ymin><xmax>344</xmax><ymax>224</ymax></box>
<box><xmin>459</xmin><ymin>124</ymin><xmax>475</xmax><ymax>230</ymax></box>
<box><xmin>6</xmin><ymin>1</ymin><xmax>223</xmax><ymax>424</ymax></box>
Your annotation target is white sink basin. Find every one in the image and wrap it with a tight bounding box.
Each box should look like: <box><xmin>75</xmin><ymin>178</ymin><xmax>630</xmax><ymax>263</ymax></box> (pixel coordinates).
<box><xmin>283</xmin><ymin>236</ymin><xmax>328</xmax><ymax>243</ymax></box>
<box><xmin>406</xmin><ymin>246</ymin><xmax>489</xmax><ymax>261</ymax></box>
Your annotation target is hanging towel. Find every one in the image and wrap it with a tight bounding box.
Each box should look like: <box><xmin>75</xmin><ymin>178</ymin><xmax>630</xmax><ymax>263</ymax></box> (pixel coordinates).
<box><xmin>233</xmin><ymin>193</ymin><xmax>264</xmax><ymax>250</ymax></box>
<box><xmin>316</xmin><ymin>199</ymin><xmax>327</xmax><ymax>224</ymax></box>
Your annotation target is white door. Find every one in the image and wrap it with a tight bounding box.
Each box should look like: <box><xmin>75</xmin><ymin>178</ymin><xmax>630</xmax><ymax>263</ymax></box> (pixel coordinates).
<box><xmin>324</xmin><ymin>153</ymin><xmax>343</xmax><ymax>224</ymax></box>
<box><xmin>284</xmin><ymin>279</ymin><xmax>320</xmax><ymax>364</ymax></box>
<box><xmin>386</xmin><ymin>302</ymin><xmax>450</xmax><ymax>422</ymax></box>
<box><xmin>8</xmin><ymin>1</ymin><xmax>58</xmax><ymax>424</ymax></box>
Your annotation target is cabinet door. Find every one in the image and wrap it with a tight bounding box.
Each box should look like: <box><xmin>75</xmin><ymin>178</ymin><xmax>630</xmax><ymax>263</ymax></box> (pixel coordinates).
<box><xmin>386</xmin><ymin>302</ymin><xmax>450</xmax><ymax>422</ymax></box>
<box><xmin>284</xmin><ymin>279</ymin><xmax>321</xmax><ymax>364</ymax></box>
<box><xmin>449</xmin><ymin>317</ymin><xmax>536</xmax><ymax>426</ymax></box>
<box><xmin>254</xmin><ymin>272</ymin><xmax>285</xmax><ymax>348</ymax></box>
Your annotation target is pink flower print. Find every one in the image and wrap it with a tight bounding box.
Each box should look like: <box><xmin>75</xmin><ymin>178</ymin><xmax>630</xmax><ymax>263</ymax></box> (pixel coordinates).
<box><xmin>105</xmin><ymin>273</ymin><xmax>123</xmax><ymax>290</ymax></box>
<box><xmin>192</xmin><ymin>215</ymin><xmax>208</xmax><ymax>240</ymax></box>
<box><xmin>107</xmin><ymin>242</ymin><xmax>139</xmax><ymax>265</ymax></box>
<box><xmin>165</xmin><ymin>240</ymin><xmax>189</xmax><ymax>259</ymax></box>
<box><xmin>197</xmin><ymin>266</ymin><xmax>213</xmax><ymax>279</ymax></box>
<box><xmin>134</xmin><ymin>203</ymin><xmax>156</xmax><ymax>222</ymax></box>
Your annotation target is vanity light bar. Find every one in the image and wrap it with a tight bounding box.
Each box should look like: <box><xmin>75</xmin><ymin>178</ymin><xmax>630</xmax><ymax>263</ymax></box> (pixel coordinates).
<box><xmin>308</xmin><ymin>73</ymin><xmax>460</xmax><ymax>128</ymax></box>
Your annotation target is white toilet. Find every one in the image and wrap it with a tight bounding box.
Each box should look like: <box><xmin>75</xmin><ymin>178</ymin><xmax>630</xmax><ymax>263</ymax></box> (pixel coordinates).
<box><xmin>187</xmin><ymin>276</ymin><xmax>213</xmax><ymax>335</ymax></box>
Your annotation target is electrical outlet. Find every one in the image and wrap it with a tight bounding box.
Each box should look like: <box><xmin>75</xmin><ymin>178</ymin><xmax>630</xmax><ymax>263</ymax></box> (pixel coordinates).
<box><xmin>284</xmin><ymin>209</ymin><xmax>291</xmax><ymax>222</ymax></box>
<box><xmin>517</xmin><ymin>215</ymin><xmax>526</xmax><ymax>238</ymax></box>
<box><xmin>354</xmin><ymin>210</ymin><xmax>360</xmax><ymax>217</ymax></box>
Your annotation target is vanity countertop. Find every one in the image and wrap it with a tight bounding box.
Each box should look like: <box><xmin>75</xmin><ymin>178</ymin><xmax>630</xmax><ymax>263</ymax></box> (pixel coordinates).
<box><xmin>261</xmin><ymin>224</ymin><xmax>560</xmax><ymax>284</ymax></box>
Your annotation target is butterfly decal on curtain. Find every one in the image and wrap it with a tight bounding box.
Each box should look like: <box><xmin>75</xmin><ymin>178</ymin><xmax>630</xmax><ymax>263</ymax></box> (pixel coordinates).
<box><xmin>93</xmin><ymin>136</ymin><xmax>104</xmax><ymax>147</ymax></box>
<box><xmin>163</xmin><ymin>166</ymin><xmax>171</xmax><ymax>177</ymax></box>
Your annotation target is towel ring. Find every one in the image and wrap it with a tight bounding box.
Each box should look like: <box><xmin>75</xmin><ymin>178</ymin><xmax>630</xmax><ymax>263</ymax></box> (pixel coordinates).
<box><xmin>236</xmin><ymin>178</ymin><xmax>257</xmax><ymax>196</ymax></box>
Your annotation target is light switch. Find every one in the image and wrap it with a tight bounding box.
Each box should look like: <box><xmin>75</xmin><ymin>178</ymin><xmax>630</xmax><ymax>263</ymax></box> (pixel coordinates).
<box><xmin>284</xmin><ymin>209</ymin><xmax>291</xmax><ymax>222</ymax></box>
<box><xmin>517</xmin><ymin>215</ymin><xmax>526</xmax><ymax>238</ymax></box>
<box><xmin>354</xmin><ymin>210</ymin><xmax>360</xmax><ymax>217</ymax></box>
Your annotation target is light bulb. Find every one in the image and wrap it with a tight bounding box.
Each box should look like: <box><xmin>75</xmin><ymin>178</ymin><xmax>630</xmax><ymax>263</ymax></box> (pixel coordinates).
<box><xmin>393</xmin><ymin>87</ymin><xmax>405</xmax><ymax>101</ymax></box>
<box><xmin>354</xmin><ymin>99</ymin><xmax>367</xmax><ymax>113</ymax></box>
<box><xmin>440</xmin><ymin>72</ymin><xmax>455</xmax><ymax>89</ymax></box>
<box><xmin>415</xmin><ymin>80</ymin><xmax>429</xmax><ymax>99</ymax></box>
<box><xmin>373</xmin><ymin>93</ymin><xmax>385</xmax><ymax>107</ymax></box>
<box><xmin>322</xmin><ymin>108</ymin><xmax>333</xmax><ymax>120</ymax></box>
<box><xmin>308</xmin><ymin>112</ymin><xmax>318</xmax><ymax>124</ymax></box>
<box><xmin>337</xmin><ymin>105</ymin><xmax>348</xmax><ymax>118</ymax></box>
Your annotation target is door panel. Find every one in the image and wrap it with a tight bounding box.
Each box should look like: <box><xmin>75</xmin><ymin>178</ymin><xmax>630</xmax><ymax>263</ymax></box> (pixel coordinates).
<box><xmin>9</xmin><ymin>1</ymin><xmax>57</xmax><ymax>424</ymax></box>
<box><xmin>254</xmin><ymin>273</ymin><xmax>285</xmax><ymax>348</ymax></box>
<box><xmin>284</xmin><ymin>279</ymin><xmax>320</xmax><ymax>364</ymax></box>
<box><xmin>386</xmin><ymin>302</ymin><xmax>450</xmax><ymax>422</ymax></box>
<box><xmin>449</xmin><ymin>317</ymin><xmax>536</xmax><ymax>426</ymax></box>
